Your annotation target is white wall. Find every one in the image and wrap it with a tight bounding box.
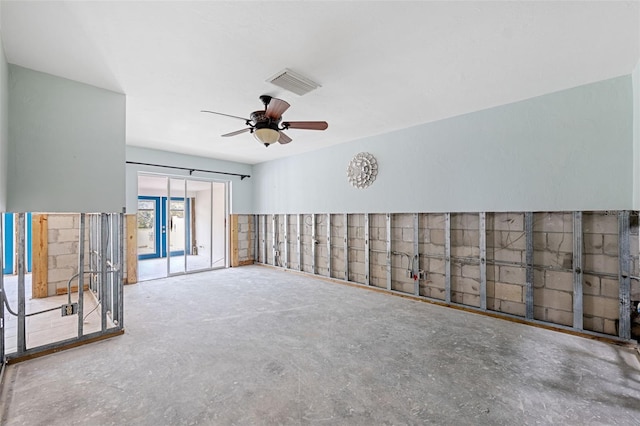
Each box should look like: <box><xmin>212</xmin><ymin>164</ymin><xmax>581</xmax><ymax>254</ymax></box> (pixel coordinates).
<box><xmin>8</xmin><ymin>65</ymin><xmax>125</xmax><ymax>212</ymax></box>
<box><xmin>633</xmin><ymin>60</ymin><xmax>640</xmax><ymax>210</ymax></box>
<box><xmin>0</xmin><ymin>9</ymin><xmax>8</xmax><ymax>212</ymax></box>
<box><xmin>212</xmin><ymin>182</ymin><xmax>226</xmax><ymax>267</ymax></box>
<box><xmin>126</xmin><ymin>146</ymin><xmax>253</xmax><ymax>214</ymax></box>
<box><xmin>253</xmin><ymin>76</ymin><xmax>634</xmax><ymax>214</ymax></box>
<box><xmin>194</xmin><ymin>187</ymin><xmax>212</xmax><ymax>262</ymax></box>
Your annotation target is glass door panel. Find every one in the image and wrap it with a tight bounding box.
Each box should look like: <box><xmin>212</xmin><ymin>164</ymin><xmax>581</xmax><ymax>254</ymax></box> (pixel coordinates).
<box><xmin>137</xmin><ymin>198</ymin><xmax>160</xmax><ymax>259</ymax></box>
<box><xmin>169</xmin><ymin>178</ymin><xmax>186</xmax><ymax>275</ymax></box>
<box><xmin>186</xmin><ymin>180</ymin><xmax>212</xmax><ymax>272</ymax></box>
<box><xmin>212</xmin><ymin>182</ymin><xmax>227</xmax><ymax>268</ymax></box>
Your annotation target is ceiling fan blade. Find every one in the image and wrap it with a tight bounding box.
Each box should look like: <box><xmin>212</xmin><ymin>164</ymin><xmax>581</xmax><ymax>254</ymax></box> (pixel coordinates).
<box><xmin>282</xmin><ymin>121</ymin><xmax>328</xmax><ymax>131</ymax></box>
<box><xmin>201</xmin><ymin>110</ymin><xmax>250</xmax><ymax>122</ymax></box>
<box><xmin>277</xmin><ymin>131</ymin><xmax>292</xmax><ymax>144</ymax></box>
<box><xmin>265</xmin><ymin>98</ymin><xmax>290</xmax><ymax>120</ymax></box>
<box><xmin>221</xmin><ymin>128</ymin><xmax>252</xmax><ymax>137</ymax></box>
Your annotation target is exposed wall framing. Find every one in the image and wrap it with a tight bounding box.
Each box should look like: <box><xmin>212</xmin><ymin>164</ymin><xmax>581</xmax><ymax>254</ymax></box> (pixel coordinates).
<box><xmin>251</xmin><ymin>211</ymin><xmax>640</xmax><ymax>342</ymax></box>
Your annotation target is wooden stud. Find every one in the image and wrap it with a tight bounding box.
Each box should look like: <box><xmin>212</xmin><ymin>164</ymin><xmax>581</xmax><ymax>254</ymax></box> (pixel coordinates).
<box><xmin>32</xmin><ymin>214</ymin><xmax>48</xmax><ymax>298</ymax></box>
<box><xmin>230</xmin><ymin>214</ymin><xmax>239</xmax><ymax>267</ymax></box>
<box><xmin>125</xmin><ymin>214</ymin><xmax>138</xmax><ymax>284</ymax></box>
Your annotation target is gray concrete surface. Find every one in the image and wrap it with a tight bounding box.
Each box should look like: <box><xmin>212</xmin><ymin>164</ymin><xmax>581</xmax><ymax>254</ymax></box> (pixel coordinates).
<box><xmin>1</xmin><ymin>265</ymin><xmax>639</xmax><ymax>425</ymax></box>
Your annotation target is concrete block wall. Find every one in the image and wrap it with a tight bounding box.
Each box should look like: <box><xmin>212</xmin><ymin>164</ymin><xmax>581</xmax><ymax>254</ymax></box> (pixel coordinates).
<box><xmin>47</xmin><ymin>213</ymin><xmax>88</xmax><ymax>296</ymax></box>
<box><xmin>450</xmin><ymin>213</ymin><xmax>481</xmax><ymax>307</ymax></box>
<box><xmin>254</xmin><ymin>211</ymin><xmax>640</xmax><ymax>339</ymax></box>
<box><xmin>329</xmin><ymin>214</ymin><xmax>346</xmax><ymax>279</ymax></box>
<box><xmin>235</xmin><ymin>214</ymin><xmax>254</xmax><ymax>264</ymax></box>
<box><xmin>486</xmin><ymin>212</ymin><xmax>527</xmax><ymax>317</ymax></box>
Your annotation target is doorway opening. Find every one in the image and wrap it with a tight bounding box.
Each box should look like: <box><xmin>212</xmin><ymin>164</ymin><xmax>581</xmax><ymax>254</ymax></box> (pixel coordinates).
<box><xmin>137</xmin><ymin>174</ymin><xmax>228</xmax><ymax>281</ymax></box>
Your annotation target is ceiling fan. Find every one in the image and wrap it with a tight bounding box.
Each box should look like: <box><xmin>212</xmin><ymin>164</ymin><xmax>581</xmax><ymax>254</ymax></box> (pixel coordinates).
<box><xmin>201</xmin><ymin>95</ymin><xmax>328</xmax><ymax>147</ymax></box>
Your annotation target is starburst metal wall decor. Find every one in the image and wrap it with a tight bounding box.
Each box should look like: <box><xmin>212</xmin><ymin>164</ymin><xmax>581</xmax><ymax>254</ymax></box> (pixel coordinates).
<box><xmin>347</xmin><ymin>152</ymin><xmax>378</xmax><ymax>189</ymax></box>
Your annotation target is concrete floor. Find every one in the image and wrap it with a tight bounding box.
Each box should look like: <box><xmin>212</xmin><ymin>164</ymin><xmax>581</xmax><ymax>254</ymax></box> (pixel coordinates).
<box><xmin>1</xmin><ymin>265</ymin><xmax>639</xmax><ymax>425</ymax></box>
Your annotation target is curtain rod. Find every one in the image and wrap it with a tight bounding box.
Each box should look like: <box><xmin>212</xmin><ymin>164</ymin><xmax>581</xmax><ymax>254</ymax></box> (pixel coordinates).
<box><xmin>126</xmin><ymin>161</ymin><xmax>251</xmax><ymax>180</ymax></box>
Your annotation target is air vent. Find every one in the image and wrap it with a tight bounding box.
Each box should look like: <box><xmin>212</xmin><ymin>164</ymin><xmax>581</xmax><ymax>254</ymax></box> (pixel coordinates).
<box><xmin>266</xmin><ymin>69</ymin><xmax>320</xmax><ymax>96</ymax></box>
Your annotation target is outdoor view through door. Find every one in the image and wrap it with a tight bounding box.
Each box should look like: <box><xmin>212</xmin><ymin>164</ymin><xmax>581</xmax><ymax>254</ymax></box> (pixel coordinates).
<box><xmin>137</xmin><ymin>175</ymin><xmax>228</xmax><ymax>281</ymax></box>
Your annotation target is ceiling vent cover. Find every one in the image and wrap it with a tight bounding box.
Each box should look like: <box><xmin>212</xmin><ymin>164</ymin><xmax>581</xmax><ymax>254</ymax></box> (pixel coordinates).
<box><xmin>266</xmin><ymin>69</ymin><xmax>320</xmax><ymax>96</ymax></box>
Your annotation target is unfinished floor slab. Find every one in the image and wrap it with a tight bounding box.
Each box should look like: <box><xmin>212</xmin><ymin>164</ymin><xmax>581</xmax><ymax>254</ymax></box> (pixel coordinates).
<box><xmin>1</xmin><ymin>265</ymin><xmax>639</xmax><ymax>425</ymax></box>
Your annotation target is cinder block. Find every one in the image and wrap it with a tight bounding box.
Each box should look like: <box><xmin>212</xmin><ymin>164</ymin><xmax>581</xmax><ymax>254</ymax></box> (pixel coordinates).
<box><xmin>532</xmin><ymin>232</ymin><xmax>546</xmax><ymax>251</ymax></box>
<box><xmin>534</xmin><ymin>212</ymin><xmax>570</xmax><ymax>234</ymax></box>
<box><xmin>546</xmin><ymin>232</ymin><xmax>573</xmax><ymax>253</ymax></box>
<box><xmin>496</xmin><ymin>300</ymin><xmax>526</xmax><ymax>317</ymax></box>
<box><xmin>426</xmin><ymin>286</ymin><xmax>446</xmax><ymax>300</ymax></box>
<box><xmin>48</xmin><ymin>214</ymin><xmax>76</xmax><ymax>229</ymax></box>
<box><xmin>48</xmin><ymin>256</ymin><xmax>56</xmax><ymax>269</ymax></box>
<box><xmin>55</xmin><ymin>253</ymin><xmax>79</xmax><ymax>269</ymax></box>
<box><xmin>48</xmin><ymin>267</ymin><xmax>75</xmax><ymax>283</ymax></box>
<box><xmin>631</xmin><ymin>280</ymin><xmax>640</xmax><ymax>300</ymax></box>
<box><xmin>584</xmin><ymin>254</ymin><xmax>618</xmax><ymax>275</ymax></box>
<box><xmin>56</xmin><ymin>229</ymin><xmax>80</xmax><ymax>243</ymax></box>
<box><xmin>545</xmin><ymin>308</ymin><xmax>573</xmax><ymax>327</ymax></box>
<box><xmin>544</xmin><ymin>270</ymin><xmax>573</xmax><ymax>292</ymax></box>
<box><xmin>486</xmin><ymin>281</ymin><xmax>495</xmax><ymax>298</ymax></box>
<box><xmin>489</xmin><ymin>248</ymin><xmax>523</xmax><ymax>264</ymax></box>
<box><xmin>534</xmin><ymin>251</ymin><xmax>572</xmax><ymax>270</ymax></box>
<box><xmin>452</xmin><ymin>276</ymin><xmax>479</xmax><ymax>294</ymax></box>
<box><xmin>603</xmin><ymin>234</ymin><xmax>618</xmax><ymax>256</ymax></box>
<box><xmin>494</xmin><ymin>282</ymin><xmax>522</xmax><ymax>303</ymax></box>
<box><xmin>430</xmin><ymin>229</ymin><xmax>445</xmax><ymax>246</ymax></box>
<box><xmin>534</xmin><ymin>288</ymin><xmax>572</xmax><ymax>311</ymax></box>
<box><xmin>427</xmin><ymin>273</ymin><xmax>445</xmax><ymax>289</ymax></box>
<box><xmin>499</xmin><ymin>266</ymin><xmax>526</xmax><ymax>285</ymax></box>
<box><xmin>583</xmin><ymin>295</ymin><xmax>619</xmax><ymax>320</ymax></box>
<box><xmin>462</xmin><ymin>293</ymin><xmax>480</xmax><ymax>307</ymax></box>
<box><xmin>401</xmin><ymin>228</ymin><xmax>414</xmax><ymax>243</ymax></box>
<box><xmin>428</xmin><ymin>258</ymin><xmax>445</xmax><ymax>274</ymax></box>
<box><xmin>498</xmin><ymin>231</ymin><xmax>526</xmax><ymax>250</ymax></box>
<box><xmin>583</xmin><ymin>316</ymin><xmax>604</xmax><ymax>333</ymax></box>
<box><xmin>600</xmin><ymin>278</ymin><xmax>619</xmax><ymax>299</ymax></box>
<box><xmin>427</xmin><ymin>214</ymin><xmax>445</xmax><ymax>229</ymax></box>
<box><xmin>603</xmin><ymin>319</ymin><xmax>618</xmax><ymax>336</ymax></box>
<box><xmin>583</xmin><ymin>233</ymin><xmax>604</xmax><ymax>254</ymax></box>
<box><xmin>451</xmin><ymin>246</ymin><xmax>479</xmax><ymax>258</ymax></box>
<box><xmin>583</xmin><ymin>275</ymin><xmax>601</xmax><ymax>295</ymax></box>
<box><xmin>462</xmin><ymin>264</ymin><xmax>480</xmax><ymax>279</ymax></box>
<box><xmin>583</xmin><ymin>213</ymin><xmax>618</xmax><ymax>235</ymax></box>
<box><xmin>490</xmin><ymin>213</ymin><xmax>524</xmax><ymax>232</ymax></box>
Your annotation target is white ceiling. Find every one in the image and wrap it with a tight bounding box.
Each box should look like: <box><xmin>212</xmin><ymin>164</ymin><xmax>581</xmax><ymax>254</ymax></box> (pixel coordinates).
<box><xmin>1</xmin><ymin>1</ymin><xmax>639</xmax><ymax>165</ymax></box>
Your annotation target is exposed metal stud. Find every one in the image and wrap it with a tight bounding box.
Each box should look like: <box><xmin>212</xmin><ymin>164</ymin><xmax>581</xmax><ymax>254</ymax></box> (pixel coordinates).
<box><xmin>297</xmin><ymin>214</ymin><xmax>302</xmax><ymax>270</ymax></box>
<box><xmin>525</xmin><ymin>212</ymin><xmax>534</xmax><ymax>320</ymax></box>
<box><xmin>311</xmin><ymin>214</ymin><xmax>316</xmax><ymax>275</ymax></box>
<box><xmin>284</xmin><ymin>214</ymin><xmax>289</xmax><ymax>269</ymax></box>
<box><xmin>327</xmin><ymin>214</ymin><xmax>331</xmax><ymax>276</ymax></box>
<box><xmin>262</xmin><ymin>215</ymin><xmax>267</xmax><ymax>264</ymax></box>
<box><xmin>253</xmin><ymin>215</ymin><xmax>259</xmax><ymax>264</ymax></box>
<box><xmin>364</xmin><ymin>213</ymin><xmax>370</xmax><ymax>286</ymax></box>
<box><xmin>572</xmin><ymin>211</ymin><xmax>583</xmax><ymax>330</ymax></box>
<box><xmin>445</xmin><ymin>213</ymin><xmax>451</xmax><ymax>304</ymax></box>
<box><xmin>100</xmin><ymin>213</ymin><xmax>109</xmax><ymax>332</ymax></box>
<box><xmin>78</xmin><ymin>214</ymin><xmax>85</xmax><ymax>337</ymax></box>
<box><xmin>618</xmin><ymin>210</ymin><xmax>631</xmax><ymax>340</ymax></box>
<box><xmin>17</xmin><ymin>213</ymin><xmax>26</xmax><ymax>354</ymax></box>
<box><xmin>413</xmin><ymin>213</ymin><xmax>419</xmax><ymax>296</ymax></box>
<box><xmin>479</xmin><ymin>212</ymin><xmax>487</xmax><ymax>310</ymax></box>
<box><xmin>344</xmin><ymin>213</ymin><xmax>349</xmax><ymax>281</ymax></box>
<box><xmin>386</xmin><ymin>213</ymin><xmax>392</xmax><ymax>291</ymax></box>
<box><xmin>0</xmin><ymin>213</ymin><xmax>4</xmax><ymax>362</ymax></box>
<box><xmin>272</xmin><ymin>215</ymin><xmax>277</xmax><ymax>267</ymax></box>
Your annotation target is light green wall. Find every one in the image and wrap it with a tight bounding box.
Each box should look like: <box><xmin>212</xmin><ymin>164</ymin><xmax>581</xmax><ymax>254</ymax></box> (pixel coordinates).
<box><xmin>126</xmin><ymin>146</ymin><xmax>254</xmax><ymax>214</ymax></box>
<box><xmin>253</xmin><ymin>76</ymin><xmax>634</xmax><ymax>214</ymax></box>
<box><xmin>0</xmin><ymin>13</ymin><xmax>8</xmax><ymax>212</ymax></box>
<box><xmin>8</xmin><ymin>65</ymin><xmax>126</xmax><ymax>212</ymax></box>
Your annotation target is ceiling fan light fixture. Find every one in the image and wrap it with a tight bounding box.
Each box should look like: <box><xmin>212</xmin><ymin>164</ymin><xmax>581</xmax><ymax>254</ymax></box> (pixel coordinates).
<box><xmin>254</xmin><ymin>127</ymin><xmax>280</xmax><ymax>145</ymax></box>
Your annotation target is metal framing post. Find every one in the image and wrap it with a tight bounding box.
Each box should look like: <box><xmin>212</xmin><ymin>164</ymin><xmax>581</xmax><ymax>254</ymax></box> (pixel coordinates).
<box><xmin>572</xmin><ymin>211</ymin><xmax>583</xmax><ymax>330</ymax></box>
<box><xmin>78</xmin><ymin>213</ymin><xmax>85</xmax><ymax>337</ymax></box>
<box><xmin>386</xmin><ymin>213</ymin><xmax>392</xmax><ymax>291</ymax></box>
<box><xmin>100</xmin><ymin>213</ymin><xmax>109</xmax><ymax>332</ymax></box>
<box><xmin>413</xmin><ymin>213</ymin><xmax>419</xmax><ymax>296</ymax></box>
<box><xmin>525</xmin><ymin>212</ymin><xmax>534</xmax><ymax>320</ymax></box>
<box><xmin>262</xmin><ymin>215</ymin><xmax>267</xmax><ymax>264</ymax></box>
<box><xmin>0</xmin><ymin>214</ymin><xmax>4</xmax><ymax>363</ymax></box>
<box><xmin>327</xmin><ymin>214</ymin><xmax>331</xmax><ymax>277</ymax></box>
<box><xmin>17</xmin><ymin>213</ymin><xmax>26</xmax><ymax>354</ymax></box>
<box><xmin>364</xmin><ymin>213</ymin><xmax>370</xmax><ymax>286</ymax></box>
<box><xmin>311</xmin><ymin>214</ymin><xmax>316</xmax><ymax>275</ymax></box>
<box><xmin>344</xmin><ymin>213</ymin><xmax>349</xmax><ymax>281</ymax></box>
<box><xmin>479</xmin><ymin>212</ymin><xmax>487</xmax><ymax>310</ymax></box>
<box><xmin>118</xmin><ymin>210</ymin><xmax>125</xmax><ymax>327</ymax></box>
<box><xmin>297</xmin><ymin>214</ymin><xmax>302</xmax><ymax>271</ymax></box>
<box><xmin>253</xmin><ymin>215</ymin><xmax>259</xmax><ymax>264</ymax></box>
<box><xmin>618</xmin><ymin>210</ymin><xmax>631</xmax><ymax>340</ymax></box>
<box><xmin>284</xmin><ymin>214</ymin><xmax>289</xmax><ymax>269</ymax></box>
<box><xmin>271</xmin><ymin>215</ymin><xmax>277</xmax><ymax>267</ymax></box>
<box><xmin>445</xmin><ymin>213</ymin><xmax>451</xmax><ymax>304</ymax></box>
